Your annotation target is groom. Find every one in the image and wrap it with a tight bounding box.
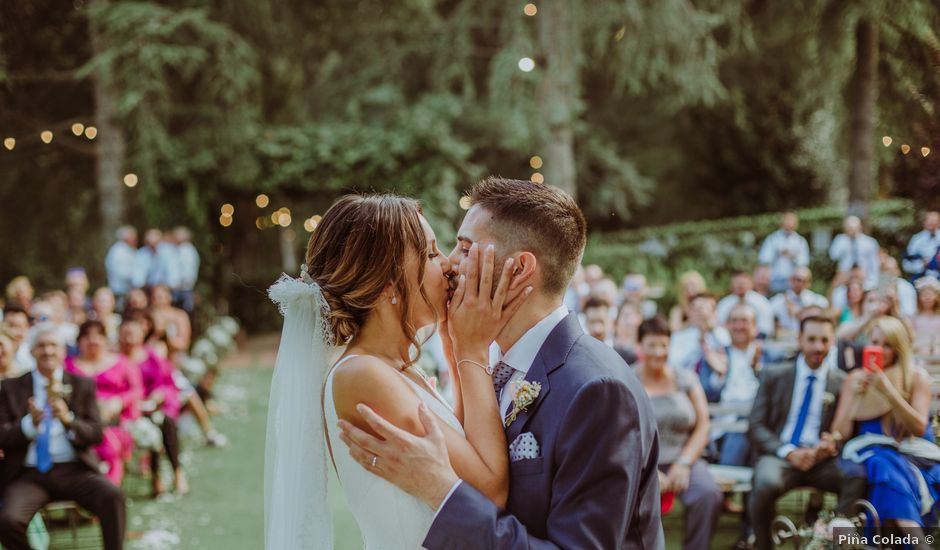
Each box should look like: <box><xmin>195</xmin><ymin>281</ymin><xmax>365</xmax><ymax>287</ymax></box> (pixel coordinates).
<box><xmin>339</xmin><ymin>177</ymin><xmax>664</xmax><ymax>549</ymax></box>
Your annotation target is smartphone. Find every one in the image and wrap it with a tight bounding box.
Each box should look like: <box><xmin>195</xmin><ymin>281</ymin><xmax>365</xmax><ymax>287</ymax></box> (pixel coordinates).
<box><xmin>862</xmin><ymin>345</ymin><xmax>884</xmax><ymax>373</ymax></box>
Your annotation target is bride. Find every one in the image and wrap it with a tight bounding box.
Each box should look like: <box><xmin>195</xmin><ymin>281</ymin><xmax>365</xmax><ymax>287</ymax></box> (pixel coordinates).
<box><xmin>265</xmin><ymin>194</ymin><xmax>532</xmax><ymax>549</ymax></box>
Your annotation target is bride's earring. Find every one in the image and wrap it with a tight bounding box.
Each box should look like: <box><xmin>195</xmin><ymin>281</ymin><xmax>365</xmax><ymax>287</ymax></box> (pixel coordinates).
<box><xmin>391</xmin><ymin>296</ymin><xmax>398</xmax><ymax>305</ymax></box>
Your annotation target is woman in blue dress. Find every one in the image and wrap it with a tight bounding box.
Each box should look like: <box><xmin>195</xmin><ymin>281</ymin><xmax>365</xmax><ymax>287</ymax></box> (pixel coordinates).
<box><xmin>830</xmin><ymin>316</ymin><xmax>940</xmax><ymax>546</ymax></box>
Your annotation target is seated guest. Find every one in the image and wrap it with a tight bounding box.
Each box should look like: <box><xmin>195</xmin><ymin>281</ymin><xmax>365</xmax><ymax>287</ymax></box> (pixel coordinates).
<box><xmin>90</xmin><ymin>287</ymin><xmax>122</xmax><ymax>347</ymax></box>
<box><xmin>902</xmin><ymin>210</ymin><xmax>940</xmax><ymax>280</ymax></box>
<box><xmin>0</xmin><ymin>325</ymin><xmax>125</xmax><ymax>550</ymax></box>
<box><xmin>832</xmin><ymin>277</ymin><xmax>866</xmax><ymax>324</ymax></box>
<box><xmin>670</xmin><ymin>293</ymin><xmax>731</xmax><ymax>373</ymax></box>
<box><xmin>119</xmin><ymin>316</ymin><xmax>188</xmax><ymax>496</ymax></box>
<box><xmin>582</xmin><ymin>297</ymin><xmax>613</xmax><ymax>346</ymax></box>
<box><xmin>64</xmin><ymin>268</ymin><xmax>91</xmax><ymax>325</ymax></box>
<box><xmin>701</xmin><ymin>304</ymin><xmax>763</xmax><ymax>466</ymax></box>
<box><xmin>912</xmin><ymin>276</ymin><xmax>940</xmax><ymax>353</ymax></box>
<box><xmin>770</xmin><ymin>267</ymin><xmax>829</xmax><ymax>336</ymax></box>
<box><xmin>64</xmin><ymin>321</ymin><xmax>143</xmax><ymax>486</ymax></box>
<box><xmin>0</xmin><ymin>333</ymin><xmax>19</xmax><ymax>379</ymax></box>
<box><xmin>758</xmin><ymin>211</ymin><xmax>810</xmax><ymax>294</ymax></box>
<box><xmin>634</xmin><ymin>317</ymin><xmax>721</xmax><ymax>550</ymax></box>
<box><xmin>881</xmin><ymin>256</ymin><xmax>918</xmax><ymax>318</ymax></box>
<box><xmin>149</xmin><ymin>285</ymin><xmax>191</xmax><ymax>355</ymax></box>
<box><xmin>752</xmin><ymin>265</ymin><xmax>772</xmax><ymax>298</ymax></box>
<box><xmin>669</xmin><ymin>270</ymin><xmax>708</xmax><ymax>332</ymax></box>
<box><xmin>613</xmin><ymin>303</ymin><xmax>642</xmax><ymax>365</ymax></box>
<box><xmin>747</xmin><ymin>315</ymin><xmax>861</xmax><ymax>550</ymax></box>
<box><xmin>4</xmin><ymin>277</ymin><xmax>34</xmax><ymax>311</ymax></box>
<box><xmin>716</xmin><ymin>270</ymin><xmax>775</xmax><ymax>337</ymax></box>
<box><xmin>830</xmin><ymin>316</ymin><xmax>940</xmax><ymax>540</ymax></box>
<box><xmin>836</xmin><ymin>285</ymin><xmax>908</xmax><ymax>344</ymax></box>
<box><xmin>123</xmin><ymin>288</ymin><xmax>149</xmax><ymax>315</ymax></box>
<box><xmin>622</xmin><ymin>273</ymin><xmax>658</xmax><ymax>319</ymax></box>
<box><xmin>1</xmin><ymin>307</ymin><xmax>33</xmax><ymax>374</ymax></box>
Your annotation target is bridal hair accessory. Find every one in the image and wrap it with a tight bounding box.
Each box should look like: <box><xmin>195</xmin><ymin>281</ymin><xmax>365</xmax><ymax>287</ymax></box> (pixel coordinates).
<box><xmin>264</xmin><ymin>266</ymin><xmax>341</xmax><ymax>549</ymax></box>
<box><xmin>504</xmin><ymin>380</ymin><xmax>541</xmax><ymax>427</ymax></box>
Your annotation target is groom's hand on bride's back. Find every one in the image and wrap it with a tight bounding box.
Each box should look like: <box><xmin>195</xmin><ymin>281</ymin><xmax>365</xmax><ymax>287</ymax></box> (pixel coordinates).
<box><xmin>447</xmin><ymin>242</ymin><xmax>533</xmax><ymax>355</ymax></box>
<box><xmin>338</xmin><ymin>402</ymin><xmax>459</xmax><ymax>510</ymax></box>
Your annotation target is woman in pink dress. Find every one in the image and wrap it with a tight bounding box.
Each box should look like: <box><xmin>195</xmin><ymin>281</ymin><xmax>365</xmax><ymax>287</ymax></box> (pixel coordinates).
<box><xmin>119</xmin><ymin>313</ymin><xmax>188</xmax><ymax>496</ymax></box>
<box><xmin>65</xmin><ymin>320</ymin><xmax>143</xmax><ymax>485</ymax></box>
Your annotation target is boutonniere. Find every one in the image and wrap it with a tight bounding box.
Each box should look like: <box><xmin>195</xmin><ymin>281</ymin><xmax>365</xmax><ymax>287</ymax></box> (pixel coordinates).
<box><xmin>504</xmin><ymin>381</ymin><xmax>541</xmax><ymax>427</ymax></box>
<box><xmin>822</xmin><ymin>392</ymin><xmax>835</xmax><ymax>408</ymax></box>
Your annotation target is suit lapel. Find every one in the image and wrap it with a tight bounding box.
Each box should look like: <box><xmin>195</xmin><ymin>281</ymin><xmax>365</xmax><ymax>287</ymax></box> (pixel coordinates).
<box><xmin>776</xmin><ymin>366</ymin><xmax>797</xmax><ymax>433</ymax></box>
<box><xmin>504</xmin><ymin>313</ymin><xmax>581</xmax><ymax>443</ymax></box>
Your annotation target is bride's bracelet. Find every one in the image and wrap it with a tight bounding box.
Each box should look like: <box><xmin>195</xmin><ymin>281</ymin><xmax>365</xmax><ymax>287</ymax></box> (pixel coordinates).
<box><xmin>456</xmin><ymin>359</ymin><xmax>493</xmax><ymax>376</ymax></box>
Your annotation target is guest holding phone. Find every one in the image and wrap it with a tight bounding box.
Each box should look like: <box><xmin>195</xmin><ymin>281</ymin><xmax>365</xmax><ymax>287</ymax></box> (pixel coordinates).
<box><xmin>830</xmin><ymin>316</ymin><xmax>940</xmax><ymax>544</ymax></box>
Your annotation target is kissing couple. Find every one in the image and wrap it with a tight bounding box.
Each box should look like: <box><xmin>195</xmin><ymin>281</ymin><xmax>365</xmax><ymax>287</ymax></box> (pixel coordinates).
<box><xmin>264</xmin><ymin>177</ymin><xmax>665</xmax><ymax>549</ymax></box>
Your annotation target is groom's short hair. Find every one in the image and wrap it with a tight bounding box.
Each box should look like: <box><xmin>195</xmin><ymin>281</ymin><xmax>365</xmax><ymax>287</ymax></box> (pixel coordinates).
<box><xmin>470</xmin><ymin>176</ymin><xmax>586</xmax><ymax>297</ymax></box>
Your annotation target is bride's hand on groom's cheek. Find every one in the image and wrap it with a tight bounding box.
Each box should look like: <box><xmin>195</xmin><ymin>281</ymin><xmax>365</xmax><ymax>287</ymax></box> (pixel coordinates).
<box><xmin>447</xmin><ymin>243</ymin><xmax>533</xmax><ymax>356</ymax></box>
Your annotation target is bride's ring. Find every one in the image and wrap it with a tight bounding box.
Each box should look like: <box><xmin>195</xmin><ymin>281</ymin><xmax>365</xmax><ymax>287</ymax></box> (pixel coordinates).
<box><xmin>371</xmin><ymin>455</ymin><xmax>378</xmax><ymax>468</ymax></box>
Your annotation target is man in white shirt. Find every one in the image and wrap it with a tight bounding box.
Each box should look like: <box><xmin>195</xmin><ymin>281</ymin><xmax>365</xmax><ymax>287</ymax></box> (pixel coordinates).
<box><xmin>759</xmin><ymin>212</ymin><xmax>810</xmax><ymax>294</ymax></box>
<box><xmin>671</xmin><ymin>293</ymin><xmax>731</xmax><ymax>372</ymax></box>
<box><xmin>903</xmin><ymin>211</ymin><xmax>940</xmax><ymax>279</ymax></box>
<box><xmin>172</xmin><ymin>227</ymin><xmax>200</xmax><ymax>313</ymax></box>
<box><xmin>770</xmin><ymin>267</ymin><xmax>829</xmax><ymax>335</ymax></box>
<box><xmin>746</xmin><ymin>316</ymin><xmax>861</xmax><ymax>550</ymax></box>
<box><xmin>581</xmin><ymin>297</ymin><xmax>614</xmax><ymax>347</ymax></box>
<box><xmin>622</xmin><ymin>273</ymin><xmax>658</xmax><ymax>319</ymax></box>
<box><xmin>134</xmin><ymin>229</ymin><xmax>180</xmax><ymax>290</ymax></box>
<box><xmin>716</xmin><ymin>270</ymin><xmax>775</xmax><ymax>337</ymax></box>
<box><xmin>104</xmin><ymin>226</ymin><xmax>138</xmax><ymax>303</ymax></box>
<box><xmin>880</xmin><ymin>256</ymin><xmax>917</xmax><ymax>318</ymax></box>
<box><xmin>702</xmin><ymin>304</ymin><xmax>762</xmax><ymax>467</ymax></box>
<box><xmin>829</xmin><ymin>216</ymin><xmax>880</xmax><ymax>289</ymax></box>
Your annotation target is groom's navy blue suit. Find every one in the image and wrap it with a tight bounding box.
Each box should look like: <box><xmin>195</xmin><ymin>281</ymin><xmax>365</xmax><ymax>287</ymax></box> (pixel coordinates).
<box><xmin>423</xmin><ymin>314</ymin><xmax>664</xmax><ymax>549</ymax></box>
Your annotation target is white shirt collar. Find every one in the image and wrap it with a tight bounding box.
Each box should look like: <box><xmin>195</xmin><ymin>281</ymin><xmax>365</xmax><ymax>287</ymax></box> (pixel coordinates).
<box><xmin>31</xmin><ymin>367</ymin><xmax>64</xmax><ymax>388</ymax></box>
<box><xmin>796</xmin><ymin>353</ymin><xmax>828</xmax><ymax>381</ymax></box>
<box><xmin>491</xmin><ymin>305</ymin><xmax>569</xmax><ymax>375</ymax></box>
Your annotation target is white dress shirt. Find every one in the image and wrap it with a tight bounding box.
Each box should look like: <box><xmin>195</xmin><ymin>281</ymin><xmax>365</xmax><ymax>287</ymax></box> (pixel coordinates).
<box><xmin>770</xmin><ymin>289</ymin><xmax>830</xmax><ymax>332</ymax></box>
<box><xmin>759</xmin><ymin>230</ymin><xmax>810</xmax><ymax>282</ymax></box>
<box><xmin>176</xmin><ymin>242</ymin><xmax>201</xmax><ymax>290</ymax></box>
<box><xmin>134</xmin><ymin>243</ymin><xmax>180</xmax><ymax>289</ymax></box>
<box><xmin>716</xmin><ymin>291</ymin><xmax>775</xmax><ymax>336</ymax></box>
<box><xmin>720</xmin><ymin>343</ymin><xmax>761</xmax><ymax>404</ymax></box>
<box><xmin>104</xmin><ymin>241</ymin><xmax>138</xmax><ymax>295</ymax></box>
<box><xmin>490</xmin><ymin>305</ymin><xmax>569</xmax><ymax>414</ymax></box>
<box><xmin>829</xmin><ymin>233</ymin><xmax>881</xmax><ymax>288</ymax></box>
<box><xmin>20</xmin><ymin>369</ymin><xmax>77</xmax><ymax>467</ymax></box>
<box><xmin>904</xmin><ymin>230</ymin><xmax>940</xmax><ymax>275</ymax></box>
<box><xmin>777</xmin><ymin>355</ymin><xmax>829</xmax><ymax>459</ymax></box>
<box><xmin>895</xmin><ymin>278</ymin><xmax>918</xmax><ymax>318</ymax></box>
<box><xmin>669</xmin><ymin>326</ymin><xmax>731</xmax><ymax>372</ymax></box>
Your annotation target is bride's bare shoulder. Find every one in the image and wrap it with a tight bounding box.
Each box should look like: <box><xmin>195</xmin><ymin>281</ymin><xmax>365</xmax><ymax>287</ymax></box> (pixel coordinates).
<box><xmin>330</xmin><ymin>355</ymin><xmax>422</xmax><ymax>433</ymax></box>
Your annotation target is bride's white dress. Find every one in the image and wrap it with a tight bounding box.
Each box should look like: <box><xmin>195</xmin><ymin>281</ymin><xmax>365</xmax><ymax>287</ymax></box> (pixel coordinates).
<box><xmin>324</xmin><ymin>356</ymin><xmax>465</xmax><ymax>550</ymax></box>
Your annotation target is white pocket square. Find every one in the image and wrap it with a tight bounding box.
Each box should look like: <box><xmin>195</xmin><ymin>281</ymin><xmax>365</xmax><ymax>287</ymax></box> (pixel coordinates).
<box><xmin>509</xmin><ymin>432</ymin><xmax>540</xmax><ymax>462</ymax></box>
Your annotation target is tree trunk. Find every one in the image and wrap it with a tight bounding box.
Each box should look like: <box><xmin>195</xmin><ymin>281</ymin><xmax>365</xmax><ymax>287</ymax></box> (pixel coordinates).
<box><xmin>536</xmin><ymin>1</ymin><xmax>579</xmax><ymax>198</ymax></box>
<box><xmin>88</xmin><ymin>0</ymin><xmax>127</xmax><ymax>249</ymax></box>
<box><xmin>279</xmin><ymin>228</ymin><xmax>298</xmax><ymax>274</ymax></box>
<box><xmin>846</xmin><ymin>18</ymin><xmax>878</xmax><ymax>222</ymax></box>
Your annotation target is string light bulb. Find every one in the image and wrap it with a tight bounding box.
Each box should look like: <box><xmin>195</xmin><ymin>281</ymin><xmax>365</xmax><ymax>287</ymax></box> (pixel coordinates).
<box><xmin>518</xmin><ymin>57</ymin><xmax>535</xmax><ymax>72</ymax></box>
<box><xmin>901</xmin><ymin>144</ymin><xmax>911</xmax><ymax>155</ymax></box>
<box><xmin>524</xmin><ymin>3</ymin><xmax>537</xmax><ymax>16</ymax></box>
<box><xmin>71</xmin><ymin>123</ymin><xmax>85</xmax><ymax>136</ymax></box>
<box><xmin>84</xmin><ymin>126</ymin><xmax>98</xmax><ymax>139</ymax></box>
<box><xmin>278</xmin><ymin>213</ymin><xmax>292</xmax><ymax>227</ymax></box>
<box><xmin>530</xmin><ymin>172</ymin><xmax>544</xmax><ymax>184</ymax></box>
<box><xmin>922</xmin><ymin>147</ymin><xmax>931</xmax><ymax>157</ymax></box>
<box><xmin>221</xmin><ymin>203</ymin><xmax>235</xmax><ymax>216</ymax></box>
<box><xmin>40</xmin><ymin>131</ymin><xmax>53</xmax><ymax>144</ymax></box>
<box><xmin>459</xmin><ymin>196</ymin><xmax>472</xmax><ymax>210</ymax></box>
<box><xmin>881</xmin><ymin>136</ymin><xmax>892</xmax><ymax>147</ymax></box>
<box><xmin>255</xmin><ymin>194</ymin><xmax>269</xmax><ymax>208</ymax></box>
<box><xmin>123</xmin><ymin>173</ymin><xmax>138</xmax><ymax>188</ymax></box>
<box><xmin>219</xmin><ymin>215</ymin><xmax>233</xmax><ymax>227</ymax></box>
<box><xmin>529</xmin><ymin>155</ymin><xmax>543</xmax><ymax>169</ymax></box>
<box><xmin>2</xmin><ymin>138</ymin><xmax>14</xmax><ymax>151</ymax></box>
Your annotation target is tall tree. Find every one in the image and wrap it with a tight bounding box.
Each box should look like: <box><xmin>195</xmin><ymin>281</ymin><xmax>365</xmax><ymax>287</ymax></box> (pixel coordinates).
<box><xmin>846</xmin><ymin>18</ymin><xmax>879</xmax><ymax>221</ymax></box>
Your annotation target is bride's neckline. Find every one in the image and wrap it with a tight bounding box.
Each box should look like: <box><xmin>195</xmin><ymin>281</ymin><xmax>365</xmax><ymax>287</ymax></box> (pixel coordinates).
<box><xmin>332</xmin><ymin>354</ymin><xmax>450</xmax><ymax>410</ymax></box>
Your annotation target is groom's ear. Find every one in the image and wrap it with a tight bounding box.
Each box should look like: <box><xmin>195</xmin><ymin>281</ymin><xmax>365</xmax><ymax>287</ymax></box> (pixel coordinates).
<box><xmin>512</xmin><ymin>252</ymin><xmax>538</xmax><ymax>286</ymax></box>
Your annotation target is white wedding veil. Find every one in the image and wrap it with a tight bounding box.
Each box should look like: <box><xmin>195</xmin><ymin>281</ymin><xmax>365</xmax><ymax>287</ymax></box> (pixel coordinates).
<box><xmin>264</xmin><ymin>270</ymin><xmax>342</xmax><ymax>549</ymax></box>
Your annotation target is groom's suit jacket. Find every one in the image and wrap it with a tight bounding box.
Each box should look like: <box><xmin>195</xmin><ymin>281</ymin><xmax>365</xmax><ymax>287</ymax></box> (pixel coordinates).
<box><xmin>423</xmin><ymin>314</ymin><xmax>664</xmax><ymax>549</ymax></box>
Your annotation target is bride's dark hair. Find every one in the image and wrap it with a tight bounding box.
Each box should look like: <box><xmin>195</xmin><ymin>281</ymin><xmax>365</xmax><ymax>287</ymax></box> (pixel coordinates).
<box><xmin>304</xmin><ymin>194</ymin><xmax>435</xmax><ymax>366</ymax></box>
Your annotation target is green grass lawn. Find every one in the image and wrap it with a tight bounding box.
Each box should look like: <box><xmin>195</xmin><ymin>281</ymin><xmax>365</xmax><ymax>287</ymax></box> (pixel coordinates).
<box><xmin>104</xmin><ymin>363</ymin><xmax>815</xmax><ymax>549</ymax></box>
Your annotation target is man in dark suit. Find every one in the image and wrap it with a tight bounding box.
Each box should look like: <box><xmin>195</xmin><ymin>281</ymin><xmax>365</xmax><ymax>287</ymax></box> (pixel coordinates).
<box><xmin>0</xmin><ymin>325</ymin><xmax>125</xmax><ymax>550</ymax></box>
<box><xmin>339</xmin><ymin>177</ymin><xmax>663</xmax><ymax>549</ymax></box>
<box><xmin>747</xmin><ymin>315</ymin><xmax>863</xmax><ymax>550</ymax></box>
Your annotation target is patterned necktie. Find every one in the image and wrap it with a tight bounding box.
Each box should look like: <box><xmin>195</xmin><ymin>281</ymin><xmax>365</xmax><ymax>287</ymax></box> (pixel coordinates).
<box><xmin>789</xmin><ymin>374</ymin><xmax>817</xmax><ymax>447</ymax></box>
<box><xmin>491</xmin><ymin>361</ymin><xmax>515</xmax><ymax>400</ymax></box>
<box><xmin>36</xmin><ymin>403</ymin><xmax>53</xmax><ymax>473</ymax></box>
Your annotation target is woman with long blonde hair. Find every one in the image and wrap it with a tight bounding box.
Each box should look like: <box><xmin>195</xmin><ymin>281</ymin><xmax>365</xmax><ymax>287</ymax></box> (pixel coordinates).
<box><xmin>830</xmin><ymin>316</ymin><xmax>940</xmax><ymax>540</ymax></box>
<box><xmin>669</xmin><ymin>270</ymin><xmax>707</xmax><ymax>332</ymax></box>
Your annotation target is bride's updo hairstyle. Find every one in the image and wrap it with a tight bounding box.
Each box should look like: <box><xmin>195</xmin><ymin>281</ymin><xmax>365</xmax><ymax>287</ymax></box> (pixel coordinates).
<box><xmin>304</xmin><ymin>194</ymin><xmax>435</xmax><ymax>364</ymax></box>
